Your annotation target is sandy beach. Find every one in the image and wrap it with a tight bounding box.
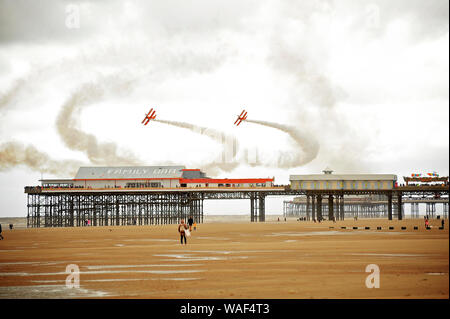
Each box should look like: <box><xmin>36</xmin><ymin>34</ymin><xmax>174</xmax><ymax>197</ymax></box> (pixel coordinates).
<box><xmin>0</xmin><ymin>217</ymin><xmax>448</xmax><ymax>299</ymax></box>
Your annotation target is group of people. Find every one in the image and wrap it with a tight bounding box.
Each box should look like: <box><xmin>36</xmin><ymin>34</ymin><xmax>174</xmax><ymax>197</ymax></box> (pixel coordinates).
<box><xmin>424</xmin><ymin>216</ymin><xmax>445</xmax><ymax>229</ymax></box>
<box><xmin>0</xmin><ymin>223</ymin><xmax>13</xmax><ymax>240</ymax></box>
<box><xmin>178</xmin><ymin>216</ymin><xmax>197</xmax><ymax>245</ymax></box>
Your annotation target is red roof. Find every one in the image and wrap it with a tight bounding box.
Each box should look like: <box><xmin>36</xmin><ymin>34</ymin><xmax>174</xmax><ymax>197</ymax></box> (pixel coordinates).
<box><xmin>179</xmin><ymin>178</ymin><xmax>273</xmax><ymax>184</ymax></box>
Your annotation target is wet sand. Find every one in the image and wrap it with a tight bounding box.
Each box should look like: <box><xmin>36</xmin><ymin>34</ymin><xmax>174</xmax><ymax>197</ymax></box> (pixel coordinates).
<box><xmin>0</xmin><ymin>218</ymin><xmax>448</xmax><ymax>299</ymax></box>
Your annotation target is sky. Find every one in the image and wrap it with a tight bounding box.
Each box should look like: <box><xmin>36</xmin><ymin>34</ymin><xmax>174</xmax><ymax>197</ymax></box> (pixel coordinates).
<box><xmin>0</xmin><ymin>0</ymin><xmax>448</xmax><ymax>217</ymax></box>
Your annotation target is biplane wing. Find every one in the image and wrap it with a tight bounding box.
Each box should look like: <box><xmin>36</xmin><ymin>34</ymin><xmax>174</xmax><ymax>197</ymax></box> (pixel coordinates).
<box><xmin>142</xmin><ymin>108</ymin><xmax>156</xmax><ymax>125</ymax></box>
<box><xmin>234</xmin><ymin>109</ymin><xmax>247</xmax><ymax>126</ymax></box>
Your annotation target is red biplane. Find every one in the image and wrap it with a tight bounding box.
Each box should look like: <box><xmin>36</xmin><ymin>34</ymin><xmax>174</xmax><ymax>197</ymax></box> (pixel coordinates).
<box><xmin>234</xmin><ymin>109</ymin><xmax>247</xmax><ymax>126</ymax></box>
<box><xmin>141</xmin><ymin>108</ymin><xmax>157</xmax><ymax>125</ymax></box>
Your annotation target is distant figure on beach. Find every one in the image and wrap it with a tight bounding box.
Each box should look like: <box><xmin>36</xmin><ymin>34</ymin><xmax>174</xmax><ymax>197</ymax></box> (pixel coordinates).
<box><xmin>9</xmin><ymin>224</ymin><xmax>13</xmax><ymax>230</ymax></box>
<box><xmin>188</xmin><ymin>216</ymin><xmax>194</xmax><ymax>231</ymax></box>
<box><xmin>441</xmin><ymin>219</ymin><xmax>445</xmax><ymax>229</ymax></box>
<box><xmin>178</xmin><ymin>219</ymin><xmax>188</xmax><ymax>245</ymax></box>
<box><xmin>425</xmin><ymin>218</ymin><xmax>430</xmax><ymax>229</ymax></box>
<box><xmin>0</xmin><ymin>224</ymin><xmax>3</xmax><ymax>240</ymax></box>
<box><xmin>193</xmin><ymin>222</ymin><xmax>197</xmax><ymax>231</ymax></box>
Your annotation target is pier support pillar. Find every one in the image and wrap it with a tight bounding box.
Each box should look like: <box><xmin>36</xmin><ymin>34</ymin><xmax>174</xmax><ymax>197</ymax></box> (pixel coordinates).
<box><xmin>311</xmin><ymin>195</ymin><xmax>316</xmax><ymax>221</ymax></box>
<box><xmin>317</xmin><ymin>195</ymin><xmax>323</xmax><ymax>221</ymax></box>
<box><xmin>115</xmin><ymin>200</ymin><xmax>120</xmax><ymax>226</ymax></box>
<box><xmin>250</xmin><ymin>194</ymin><xmax>256</xmax><ymax>222</ymax></box>
<box><xmin>340</xmin><ymin>195</ymin><xmax>345</xmax><ymax>220</ymax></box>
<box><xmin>387</xmin><ymin>193</ymin><xmax>393</xmax><ymax>220</ymax></box>
<box><xmin>397</xmin><ymin>193</ymin><xmax>403</xmax><ymax>220</ymax></box>
<box><xmin>443</xmin><ymin>202</ymin><xmax>448</xmax><ymax>219</ymax></box>
<box><xmin>306</xmin><ymin>195</ymin><xmax>311</xmax><ymax>221</ymax></box>
<box><xmin>328</xmin><ymin>195</ymin><xmax>334</xmax><ymax>221</ymax></box>
<box><xmin>258</xmin><ymin>194</ymin><xmax>265</xmax><ymax>222</ymax></box>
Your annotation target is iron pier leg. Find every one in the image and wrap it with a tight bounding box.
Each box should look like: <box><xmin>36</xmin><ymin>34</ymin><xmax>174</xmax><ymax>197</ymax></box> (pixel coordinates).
<box><xmin>306</xmin><ymin>195</ymin><xmax>311</xmax><ymax>221</ymax></box>
<box><xmin>328</xmin><ymin>195</ymin><xmax>334</xmax><ymax>221</ymax></box>
<box><xmin>388</xmin><ymin>193</ymin><xmax>393</xmax><ymax>220</ymax></box>
<box><xmin>397</xmin><ymin>193</ymin><xmax>402</xmax><ymax>220</ymax></box>
<box><xmin>317</xmin><ymin>195</ymin><xmax>322</xmax><ymax>221</ymax></box>
<box><xmin>250</xmin><ymin>194</ymin><xmax>255</xmax><ymax>222</ymax></box>
<box><xmin>258</xmin><ymin>194</ymin><xmax>265</xmax><ymax>222</ymax></box>
<box><xmin>311</xmin><ymin>195</ymin><xmax>316</xmax><ymax>221</ymax></box>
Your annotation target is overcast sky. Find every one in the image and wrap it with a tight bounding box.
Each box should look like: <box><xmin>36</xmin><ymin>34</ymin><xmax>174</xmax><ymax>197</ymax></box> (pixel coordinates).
<box><xmin>0</xmin><ymin>0</ymin><xmax>448</xmax><ymax>217</ymax></box>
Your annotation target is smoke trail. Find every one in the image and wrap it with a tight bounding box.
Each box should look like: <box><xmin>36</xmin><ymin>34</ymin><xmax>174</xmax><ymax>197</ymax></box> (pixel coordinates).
<box><xmin>246</xmin><ymin>119</ymin><xmax>319</xmax><ymax>168</ymax></box>
<box><xmin>0</xmin><ymin>142</ymin><xmax>84</xmax><ymax>176</ymax></box>
<box><xmin>155</xmin><ymin>119</ymin><xmax>239</xmax><ymax>174</ymax></box>
<box><xmin>0</xmin><ymin>78</ymin><xmax>25</xmax><ymax>110</ymax></box>
<box><xmin>56</xmin><ymin>75</ymin><xmax>143</xmax><ymax>166</ymax></box>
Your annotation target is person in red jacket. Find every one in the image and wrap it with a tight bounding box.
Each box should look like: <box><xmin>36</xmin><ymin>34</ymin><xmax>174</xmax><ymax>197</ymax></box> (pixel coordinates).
<box><xmin>178</xmin><ymin>219</ymin><xmax>188</xmax><ymax>245</ymax></box>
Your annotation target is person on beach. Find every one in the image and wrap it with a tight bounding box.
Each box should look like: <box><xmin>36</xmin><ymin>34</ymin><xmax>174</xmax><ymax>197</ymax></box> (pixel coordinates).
<box><xmin>188</xmin><ymin>216</ymin><xmax>194</xmax><ymax>231</ymax></box>
<box><xmin>425</xmin><ymin>218</ymin><xmax>430</xmax><ymax>229</ymax></box>
<box><xmin>193</xmin><ymin>222</ymin><xmax>197</xmax><ymax>231</ymax></box>
<box><xmin>9</xmin><ymin>224</ymin><xmax>13</xmax><ymax>230</ymax></box>
<box><xmin>441</xmin><ymin>219</ymin><xmax>445</xmax><ymax>229</ymax></box>
<box><xmin>0</xmin><ymin>224</ymin><xmax>3</xmax><ymax>240</ymax></box>
<box><xmin>178</xmin><ymin>219</ymin><xmax>188</xmax><ymax>245</ymax></box>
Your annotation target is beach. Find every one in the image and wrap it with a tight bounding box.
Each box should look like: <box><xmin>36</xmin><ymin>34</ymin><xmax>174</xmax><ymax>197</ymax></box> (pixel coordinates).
<box><xmin>0</xmin><ymin>217</ymin><xmax>448</xmax><ymax>299</ymax></box>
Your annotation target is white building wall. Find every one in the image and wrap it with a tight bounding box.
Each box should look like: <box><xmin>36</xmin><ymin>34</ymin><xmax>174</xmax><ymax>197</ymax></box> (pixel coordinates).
<box><xmin>73</xmin><ymin>179</ymin><xmax>180</xmax><ymax>188</ymax></box>
<box><xmin>291</xmin><ymin>179</ymin><xmax>395</xmax><ymax>190</ymax></box>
